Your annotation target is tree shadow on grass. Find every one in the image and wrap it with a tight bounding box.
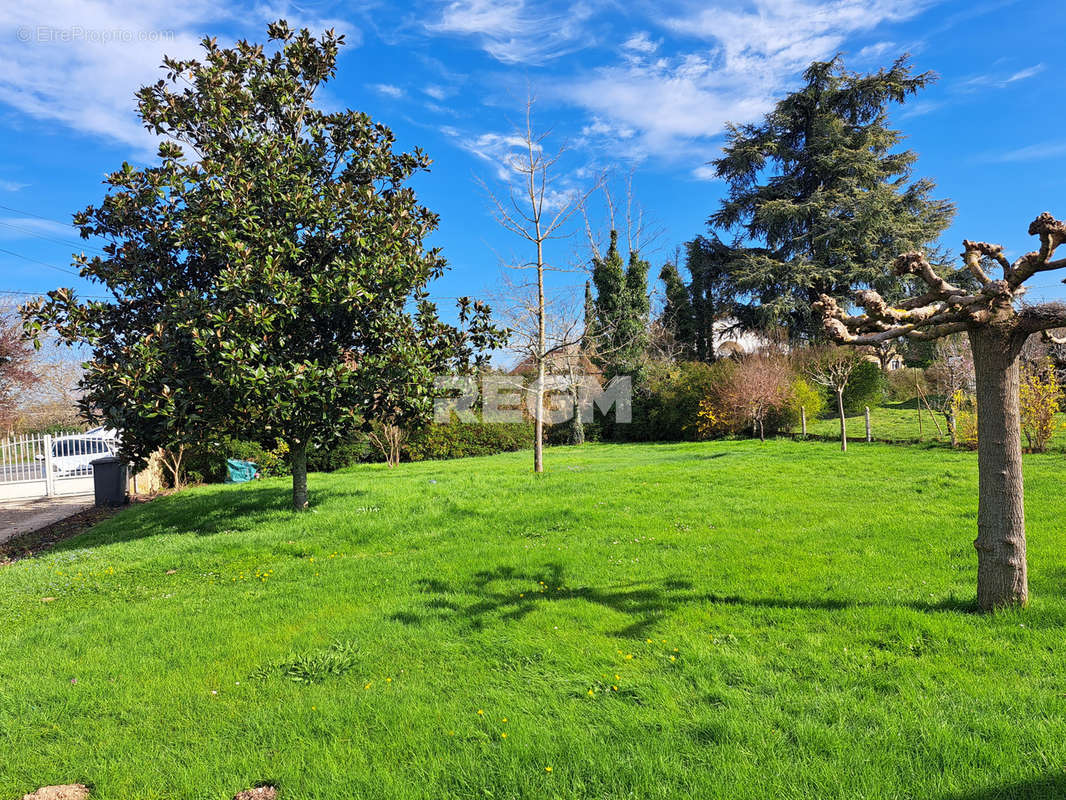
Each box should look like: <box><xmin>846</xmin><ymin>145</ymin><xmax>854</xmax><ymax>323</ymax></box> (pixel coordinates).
<box><xmin>397</xmin><ymin>564</ymin><xmax>982</xmax><ymax>638</ymax></box>
<box><xmin>45</xmin><ymin>482</ymin><xmax>369</xmax><ymax>552</ymax></box>
<box><xmin>939</xmin><ymin>773</ymin><xmax>1066</xmax><ymax>800</ymax></box>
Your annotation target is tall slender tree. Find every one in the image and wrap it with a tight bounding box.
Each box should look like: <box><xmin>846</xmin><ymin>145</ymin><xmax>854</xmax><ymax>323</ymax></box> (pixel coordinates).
<box><xmin>588</xmin><ymin>230</ymin><xmax>650</xmax><ymax>376</ymax></box>
<box><xmin>711</xmin><ymin>55</ymin><xmax>955</xmax><ymax>338</ymax></box>
<box><xmin>481</xmin><ymin>96</ymin><xmax>598</xmax><ymax>474</ymax></box>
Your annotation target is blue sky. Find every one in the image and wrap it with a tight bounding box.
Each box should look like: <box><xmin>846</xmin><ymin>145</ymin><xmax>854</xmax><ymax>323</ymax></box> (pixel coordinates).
<box><xmin>0</xmin><ymin>0</ymin><xmax>1063</xmax><ymax>315</ymax></box>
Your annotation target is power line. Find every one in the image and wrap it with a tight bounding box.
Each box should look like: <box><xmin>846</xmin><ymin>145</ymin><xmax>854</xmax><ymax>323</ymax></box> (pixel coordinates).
<box><xmin>0</xmin><ymin>247</ymin><xmax>81</xmax><ymax>277</ymax></box>
<box><xmin>0</xmin><ymin>288</ymin><xmax>111</xmax><ymax>301</ymax></box>
<box><xmin>0</xmin><ymin>219</ymin><xmax>107</xmax><ymax>255</ymax></box>
<box><xmin>0</xmin><ymin>202</ymin><xmax>76</xmax><ymax>227</ymax></box>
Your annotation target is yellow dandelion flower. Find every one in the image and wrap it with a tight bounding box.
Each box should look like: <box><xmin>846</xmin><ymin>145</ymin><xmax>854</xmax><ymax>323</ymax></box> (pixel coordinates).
<box><xmin>545</xmin><ymin>767</ymin><xmax>552</xmax><ymax>773</ymax></box>
<box><xmin>670</xmin><ymin>656</ymin><xmax>676</xmax><ymax>662</ymax></box>
<box><xmin>502</xmin><ymin>717</ymin><xmax>508</xmax><ymax>723</ymax></box>
<box><xmin>612</xmin><ymin>685</ymin><xmax>618</xmax><ymax>691</ymax></box>
<box><xmin>386</xmin><ymin>677</ymin><xmax>392</xmax><ymax>683</ymax></box>
<box><xmin>477</xmin><ymin>709</ymin><xmax>484</xmax><ymax>715</ymax></box>
<box><xmin>587</xmin><ymin>689</ymin><xmax>595</xmax><ymax>696</ymax></box>
<box><xmin>614</xmin><ymin>674</ymin><xmax>620</xmax><ymax>681</ymax></box>
<box><xmin>625</xmin><ymin>654</ymin><xmax>633</xmax><ymax>660</ymax></box>
<box><xmin>364</xmin><ymin>682</ymin><xmax>372</xmax><ymax>690</ymax></box>
<box><xmin>646</xmin><ymin>639</ymin><xmax>652</xmax><ymax>643</ymax></box>
<box><xmin>501</xmin><ymin>732</ymin><xmax>507</xmax><ymax>739</ymax></box>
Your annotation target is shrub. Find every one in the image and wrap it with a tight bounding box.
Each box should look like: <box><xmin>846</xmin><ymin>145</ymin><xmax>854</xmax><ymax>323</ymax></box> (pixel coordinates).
<box><xmin>1020</xmin><ymin>359</ymin><xmax>1062</xmax><ymax>453</ymax></box>
<box><xmin>771</xmin><ymin>377</ymin><xmax>826</xmax><ymax>433</ymax></box>
<box><xmin>613</xmin><ymin>360</ymin><xmax>730</xmax><ymax>442</ymax></box>
<box><xmin>405</xmin><ymin>418</ymin><xmax>533</xmax><ymax>461</ymax></box>
<box><xmin>841</xmin><ymin>360</ymin><xmax>885</xmax><ymax>412</ymax></box>
<box><xmin>884</xmin><ymin>368</ymin><xmax>924</xmax><ymax>403</ymax></box>
<box><xmin>183</xmin><ymin>436</ymin><xmax>291</xmax><ymax>485</ymax></box>
<box><xmin>952</xmin><ymin>391</ymin><xmax>979</xmax><ymax>450</ymax></box>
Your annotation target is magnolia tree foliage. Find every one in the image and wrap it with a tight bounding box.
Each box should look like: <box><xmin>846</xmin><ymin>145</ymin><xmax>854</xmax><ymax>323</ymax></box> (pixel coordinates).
<box><xmin>23</xmin><ymin>22</ymin><xmax>502</xmax><ymax>509</ymax></box>
<box><xmin>816</xmin><ymin>213</ymin><xmax>1066</xmax><ymax>610</ymax></box>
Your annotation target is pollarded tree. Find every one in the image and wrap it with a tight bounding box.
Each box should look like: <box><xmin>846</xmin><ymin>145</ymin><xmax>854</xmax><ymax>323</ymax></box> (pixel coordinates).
<box><xmin>815</xmin><ymin>212</ymin><xmax>1066</xmax><ymax>610</ymax></box>
<box><xmin>23</xmin><ymin>22</ymin><xmax>502</xmax><ymax>510</ymax></box>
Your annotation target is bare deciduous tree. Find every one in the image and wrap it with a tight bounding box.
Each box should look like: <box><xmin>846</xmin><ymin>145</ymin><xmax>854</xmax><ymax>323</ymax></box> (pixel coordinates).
<box><xmin>926</xmin><ymin>334</ymin><xmax>975</xmax><ymax>447</ymax></box>
<box><xmin>815</xmin><ymin>212</ymin><xmax>1066</xmax><ymax>610</ymax></box>
<box><xmin>722</xmin><ymin>353</ymin><xmax>793</xmax><ymax>441</ymax></box>
<box><xmin>804</xmin><ymin>347</ymin><xmax>867</xmax><ymax>452</ymax></box>
<box><xmin>480</xmin><ymin>96</ymin><xmax>599</xmax><ymax>473</ymax></box>
<box><xmin>0</xmin><ymin>304</ymin><xmax>36</xmax><ymax>434</ymax></box>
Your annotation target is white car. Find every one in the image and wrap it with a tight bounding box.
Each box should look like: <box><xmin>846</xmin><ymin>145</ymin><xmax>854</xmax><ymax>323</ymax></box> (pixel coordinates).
<box><xmin>37</xmin><ymin>430</ymin><xmax>120</xmax><ymax>476</ymax></box>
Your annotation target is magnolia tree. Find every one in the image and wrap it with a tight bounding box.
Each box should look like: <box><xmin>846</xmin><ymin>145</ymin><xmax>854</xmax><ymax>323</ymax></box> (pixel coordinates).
<box><xmin>24</xmin><ymin>22</ymin><xmax>502</xmax><ymax>509</ymax></box>
<box><xmin>815</xmin><ymin>213</ymin><xmax>1066</xmax><ymax>610</ymax></box>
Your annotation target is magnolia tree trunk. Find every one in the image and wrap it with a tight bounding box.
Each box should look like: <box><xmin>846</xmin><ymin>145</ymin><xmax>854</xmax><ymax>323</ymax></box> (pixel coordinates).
<box><xmin>836</xmin><ymin>388</ymin><xmax>847</xmax><ymax>452</ymax></box>
<box><xmin>291</xmin><ymin>440</ymin><xmax>309</xmax><ymax>511</ymax></box>
<box><xmin>969</xmin><ymin>327</ymin><xmax>1028</xmax><ymax>610</ymax></box>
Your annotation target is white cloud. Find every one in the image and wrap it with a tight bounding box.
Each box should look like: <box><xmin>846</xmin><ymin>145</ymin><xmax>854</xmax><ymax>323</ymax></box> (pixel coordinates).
<box><xmin>0</xmin><ymin>2</ymin><xmax>360</xmax><ymax>153</ymax></box>
<box><xmin>898</xmin><ymin>99</ymin><xmax>943</xmax><ymax>119</ymax></box>
<box><xmin>373</xmin><ymin>83</ymin><xmax>405</xmax><ymax>98</ymax></box>
<box><xmin>426</xmin><ymin>0</ymin><xmax>595</xmax><ymax>64</ymax></box>
<box><xmin>962</xmin><ymin>63</ymin><xmax>1045</xmax><ymax>90</ymax></box>
<box><xmin>982</xmin><ymin>141</ymin><xmax>1066</xmax><ymax>164</ymax></box>
<box><xmin>562</xmin><ymin>0</ymin><xmax>934</xmax><ymax>163</ymax></box>
<box><xmin>857</xmin><ymin>41</ymin><xmax>897</xmax><ymax>60</ymax></box>
<box><xmin>0</xmin><ymin>217</ymin><xmax>80</xmax><ymax>239</ymax></box>
<box><xmin>692</xmin><ymin>163</ymin><xmax>718</xmax><ymax>181</ymax></box>
<box><xmin>622</xmin><ymin>32</ymin><xmax>658</xmax><ymax>54</ymax></box>
<box><xmin>423</xmin><ymin>84</ymin><xmax>451</xmax><ymax>100</ymax></box>
<box><xmin>0</xmin><ymin>179</ymin><xmax>28</xmax><ymax>192</ymax></box>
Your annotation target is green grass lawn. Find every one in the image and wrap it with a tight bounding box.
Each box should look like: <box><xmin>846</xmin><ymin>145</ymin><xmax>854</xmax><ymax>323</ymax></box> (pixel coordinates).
<box><xmin>806</xmin><ymin>400</ymin><xmax>1066</xmax><ymax>452</ymax></box>
<box><xmin>2</xmin><ymin>440</ymin><xmax>1066</xmax><ymax>799</ymax></box>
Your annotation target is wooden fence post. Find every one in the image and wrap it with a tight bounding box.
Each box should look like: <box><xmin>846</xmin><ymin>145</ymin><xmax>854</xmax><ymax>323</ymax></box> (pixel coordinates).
<box><xmin>865</xmin><ymin>406</ymin><xmax>872</xmax><ymax>443</ymax></box>
<box><xmin>801</xmin><ymin>406</ymin><xmax>807</xmax><ymax>438</ymax></box>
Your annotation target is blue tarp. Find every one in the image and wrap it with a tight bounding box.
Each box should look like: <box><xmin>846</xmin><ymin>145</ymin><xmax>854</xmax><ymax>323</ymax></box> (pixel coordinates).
<box><xmin>226</xmin><ymin>459</ymin><xmax>259</xmax><ymax>483</ymax></box>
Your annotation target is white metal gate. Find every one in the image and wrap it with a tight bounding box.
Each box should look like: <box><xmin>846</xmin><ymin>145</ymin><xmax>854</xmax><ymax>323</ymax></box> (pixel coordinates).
<box><xmin>0</xmin><ymin>432</ymin><xmax>97</xmax><ymax>501</ymax></box>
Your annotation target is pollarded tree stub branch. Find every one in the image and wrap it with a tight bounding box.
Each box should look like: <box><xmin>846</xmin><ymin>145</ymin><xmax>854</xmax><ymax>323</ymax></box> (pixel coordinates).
<box><xmin>1009</xmin><ymin>212</ymin><xmax>1066</xmax><ymax>287</ymax></box>
<box><xmin>815</xmin><ymin>292</ymin><xmax>971</xmax><ymax>346</ymax></box>
<box><xmin>893</xmin><ymin>251</ymin><xmax>961</xmax><ymax>298</ymax></box>
<box><xmin>1018</xmin><ymin>301</ymin><xmax>1066</xmax><ymax>336</ymax></box>
<box><xmin>961</xmin><ymin>240</ymin><xmax>1008</xmax><ymax>285</ymax></box>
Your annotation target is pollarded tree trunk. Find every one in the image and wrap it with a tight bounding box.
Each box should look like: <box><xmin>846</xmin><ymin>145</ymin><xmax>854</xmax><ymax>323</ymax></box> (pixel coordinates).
<box><xmin>291</xmin><ymin>440</ymin><xmax>309</xmax><ymax>511</ymax></box>
<box><xmin>836</xmin><ymin>387</ymin><xmax>847</xmax><ymax>452</ymax></box>
<box><xmin>969</xmin><ymin>326</ymin><xmax>1028</xmax><ymax>610</ymax></box>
